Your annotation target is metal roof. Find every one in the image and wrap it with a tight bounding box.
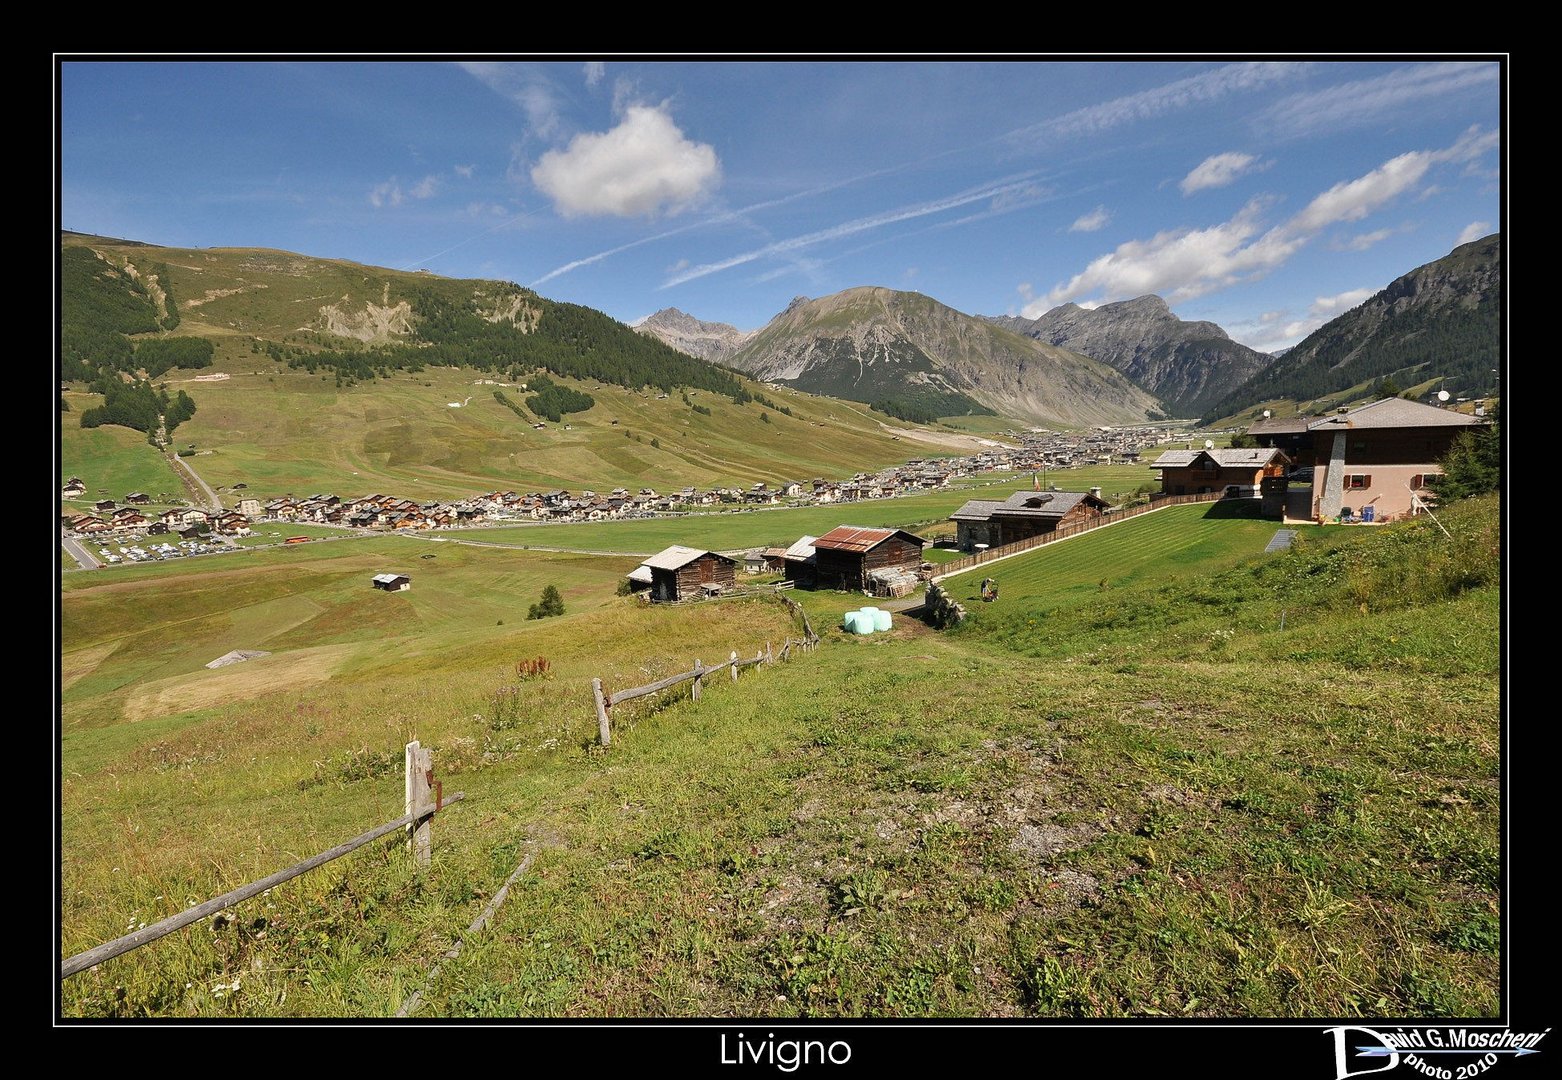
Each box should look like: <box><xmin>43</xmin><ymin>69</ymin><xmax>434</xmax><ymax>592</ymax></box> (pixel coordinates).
<box><xmin>640</xmin><ymin>545</ymin><xmax>734</xmax><ymax>571</ymax></box>
<box><xmin>783</xmin><ymin>535</ymin><xmax>818</xmax><ymax>561</ymax></box>
<box><xmin>627</xmin><ymin>565</ymin><xmax>654</xmax><ymax>584</ymax></box>
<box><xmin>1307</xmin><ymin>397</ymin><xmax>1485</xmax><ymax>430</ymax></box>
<box><xmin>814</xmin><ymin>526</ymin><xmax>926</xmax><ymax>553</ymax></box>
<box><xmin>372</xmin><ymin>573</ymin><xmax>409</xmax><ymax>584</ymax></box>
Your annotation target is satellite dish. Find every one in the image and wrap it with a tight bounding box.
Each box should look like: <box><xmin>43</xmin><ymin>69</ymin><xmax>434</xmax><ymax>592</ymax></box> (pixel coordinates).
<box><xmin>1263</xmin><ymin>410</ymin><xmax>1272</xmax><ymax>418</ymax></box>
<box><xmin>1438</xmin><ymin>390</ymin><xmax>1451</xmax><ymax>402</ymax></box>
<box><xmin>1204</xmin><ymin>440</ymin><xmax>1214</xmax><ymax>450</ymax></box>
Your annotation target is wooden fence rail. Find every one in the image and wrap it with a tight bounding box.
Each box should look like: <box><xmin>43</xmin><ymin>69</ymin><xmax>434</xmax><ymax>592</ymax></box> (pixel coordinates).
<box><xmin>61</xmin><ymin>745</ymin><xmax>462</xmax><ymax>979</ymax></box>
<box><xmin>593</xmin><ymin>632</ymin><xmax>819</xmax><ymax>747</ymax></box>
<box><xmin>932</xmin><ymin>491</ymin><xmax>1225</xmax><ymax>581</ymax></box>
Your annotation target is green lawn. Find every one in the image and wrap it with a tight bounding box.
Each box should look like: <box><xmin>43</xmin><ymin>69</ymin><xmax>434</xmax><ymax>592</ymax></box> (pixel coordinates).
<box><xmin>942</xmin><ymin>502</ymin><xmax>1282</xmax><ymax>613</ymax></box>
<box><xmin>59</xmin><ymin>421</ymin><xmax>183</xmax><ymax>501</ymax></box>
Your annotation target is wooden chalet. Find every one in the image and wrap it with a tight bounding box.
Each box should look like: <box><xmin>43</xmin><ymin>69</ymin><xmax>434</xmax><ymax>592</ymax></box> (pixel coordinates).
<box><xmin>1152</xmin><ymin>447</ymin><xmax>1290</xmax><ymax>498</ymax></box>
<box><xmin>811</xmin><ymin>526</ymin><xmax>925</xmax><ymax>593</ymax></box>
<box><xmin>640</xmin><ymin>545</ymin><xmax>737</xmax><ymax>603</ymax></box>
<box><xmin>1244</xmin><ymin>415</ymin><xmax>1317</xmax><ymax>469</ymax></box>
<box><xmin>1306</xmin><ymin>398</ymin><xmax>1486</xmax><ymax>523</ymax></box>
<box><xmin>371</xmin><ymin>573</ymin><xmax>411</xmax><ymax>592</ymax></box>
<box><xmin>949</xmin><ymin>489</ymin><xmax>1111</xmax><ymax>551</ymax></box>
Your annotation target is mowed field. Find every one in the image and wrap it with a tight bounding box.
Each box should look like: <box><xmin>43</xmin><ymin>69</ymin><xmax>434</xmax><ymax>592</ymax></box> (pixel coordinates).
<box><xmin>938</xmin><ymin>502</ymin><xmax>1283</xmax><ymax>612</ymax></box>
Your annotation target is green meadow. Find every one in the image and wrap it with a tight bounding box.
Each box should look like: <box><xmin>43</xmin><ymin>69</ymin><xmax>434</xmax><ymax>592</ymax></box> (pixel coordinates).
<box><xmin>59</xmin><ymin>493</ymin><xmax>1499</xmax><ymax>1019</ymax></box>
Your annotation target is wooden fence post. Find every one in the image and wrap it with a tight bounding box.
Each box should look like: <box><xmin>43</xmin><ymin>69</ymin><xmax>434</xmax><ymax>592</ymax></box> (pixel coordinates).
<box><xmin>692</xmin><ymin>659</ymin><xmax>703</xmax><ymax>701</ymax></box>
<box><xmin>405</xmin><ymin>740</ymin><xmax>432</xmax><ymax>869</ymax></box>
<box><xmin>730</xmin><ymin>650</ymin><xmax>739</xmax><ymax>683</ymax></box>
<box><xmin>593</xmin><ymin>678</ymin><xmax>611</xmax><ymax>746</ymax></box>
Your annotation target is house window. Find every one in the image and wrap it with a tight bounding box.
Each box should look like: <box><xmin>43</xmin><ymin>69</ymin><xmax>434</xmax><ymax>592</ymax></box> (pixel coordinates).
<box><xmin>1344</xmin><ymin>474</ymin><xmax>1372</xmax><ymax>489</ymax></box>
<box><xmin>1411</xmin><ymin>473</ymin><xmax>1442</xmax><ymax>490</ymax></box>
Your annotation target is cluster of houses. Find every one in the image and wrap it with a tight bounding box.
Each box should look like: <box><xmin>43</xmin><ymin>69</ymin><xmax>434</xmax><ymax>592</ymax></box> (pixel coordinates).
<box><xmin>626</xmin><ymin>525</ymin><xmax>933</xmax><ymax>603</ymax></box>
<box><xmin>60</xmin><ymin>482</ymin><xmax>253</xmax><ymax>540</ymax></box>
<box><xmin>621</xmin><ymin>398</ymin><xmax>1491</xmax><ymax>601</ymax></box>
<box><xmin>1151</xmin><ymin>397</ymin><xmax>1486</xmax><ymax>524</ymax></box>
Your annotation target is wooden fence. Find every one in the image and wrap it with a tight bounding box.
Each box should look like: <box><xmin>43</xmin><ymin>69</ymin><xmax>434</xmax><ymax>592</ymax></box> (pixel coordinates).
<box><xmin>932</xmin><ymin>491</ymin><xmax>1226</xmax><ymax>581</ymax></box>
<box><xmin>61</xmin><ymin>741</ymin><xmax>462</xmax><ymax>979</ymax></box>
<box><xmin>593</xmin><ymin>593</ymin><xmax>820</xmax><ymax>746</ymax></box>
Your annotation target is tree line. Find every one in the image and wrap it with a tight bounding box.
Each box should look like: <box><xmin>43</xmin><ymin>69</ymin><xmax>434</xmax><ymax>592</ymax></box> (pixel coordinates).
<box><xmin>281</xmin><ymin>284</ymin><xmax>756</xmax><ymax>401</ymax></box>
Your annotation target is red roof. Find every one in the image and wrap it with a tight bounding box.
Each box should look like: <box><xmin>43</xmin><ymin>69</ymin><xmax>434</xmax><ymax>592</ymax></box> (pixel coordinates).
<box><xmin>814</xmin><ymin>526</ymin><xmax>924</xmax><ymax>553</ymax></box>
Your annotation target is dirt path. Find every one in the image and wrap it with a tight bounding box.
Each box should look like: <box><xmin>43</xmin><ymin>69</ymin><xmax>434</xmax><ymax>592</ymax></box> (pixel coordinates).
<box><xmin>167</xmin><ymin>452</ymin><xmax>221</xmax><ymax>513</ymax></box>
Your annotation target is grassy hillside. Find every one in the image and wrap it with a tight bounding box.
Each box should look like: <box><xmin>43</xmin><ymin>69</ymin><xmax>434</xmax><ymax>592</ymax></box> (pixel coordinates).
<box><xmin>58</xmin><ymin>235</ymin><xmax>988</xmax><ymax>501</ymax></box>
<box><xmin>59</xmin><ymin>496</ymin><xmax>1499</xmax><ymax>1018</ymax></box>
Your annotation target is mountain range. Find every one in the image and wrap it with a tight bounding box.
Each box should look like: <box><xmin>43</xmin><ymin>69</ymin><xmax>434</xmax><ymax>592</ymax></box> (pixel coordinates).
<box><xmin>1203</xmin><ymin>233</ymin><xmax>1502</xmax><ymax>420</ymax></box>
<box><xmin>715</xmin><ymin>287</ymin><xmax>1163</xmax><ymax>429</ymax></box>
<box><xmin>983</xmin><ymin>295</ymin><xmax>1274</xmax><ymax>418</ymax></box>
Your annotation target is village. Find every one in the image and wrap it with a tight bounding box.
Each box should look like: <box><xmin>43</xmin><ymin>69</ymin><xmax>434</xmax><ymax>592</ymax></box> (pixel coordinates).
<box><xmin>59</xmin><ymin>422</ymin><xmax>1203</xmax><ymax>545</ymax></box>
<box><xmin>61</xmin><ymin>399</ymin><xmax>1482</xmax><ymax>590</ymax></box>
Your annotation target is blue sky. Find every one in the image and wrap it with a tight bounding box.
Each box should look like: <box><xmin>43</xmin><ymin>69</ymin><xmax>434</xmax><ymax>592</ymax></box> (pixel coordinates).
<box><xmin>58</xmin><ymin>59</ymin><xmax>1502</xmax><ymax>354</ymax></box>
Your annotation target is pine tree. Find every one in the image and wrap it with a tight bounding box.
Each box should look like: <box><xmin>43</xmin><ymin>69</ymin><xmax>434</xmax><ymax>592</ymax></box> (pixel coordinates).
<box><xmin>1431</xmin><ymin>402</ymin><xmax>1501</xmax><ymax>501</ymax></box>
<box><xmin>527</xmin><ymin>584</ymin><xmax>566</xmax><ymax>620</ymax></box>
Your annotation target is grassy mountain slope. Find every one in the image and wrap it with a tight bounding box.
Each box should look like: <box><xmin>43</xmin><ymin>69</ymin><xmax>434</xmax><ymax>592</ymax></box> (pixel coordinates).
<box><xmin>58</xmin><ymin>235</ymin><xmax>988</xmax><ymax>499</ymax></box>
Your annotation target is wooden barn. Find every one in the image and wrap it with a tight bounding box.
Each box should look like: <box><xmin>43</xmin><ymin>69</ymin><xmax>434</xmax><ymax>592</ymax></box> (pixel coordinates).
<box><xmin>371</xmin><ymin>573</ymin><xmax>411</xmax><ymax>592</ymax></box>
<box><xmin>811</xmin><ymin>526</ymin><xmax>926</xmax><ymax>593</ymax></box>
<box><xmin>781</xmin><ymin>535</ymin><xmax>818</xmax><ymax>588</ymax></box>
<box><xmin>641</xmin><ymin>545</ymin><xmax>737</xmax><ymax>603</ymax></box>
<box><xmin>949</xmin><ymin>489</ymin><xmax>1111</xmax><ymax>551</ymax></box>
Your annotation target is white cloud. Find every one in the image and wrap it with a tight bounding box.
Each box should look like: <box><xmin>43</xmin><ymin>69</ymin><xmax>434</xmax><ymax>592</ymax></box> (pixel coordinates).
<box><xmin>461</xmin><ymin>62</ymin><xmax>563</xmax><ymax>138</ymax></box>
<box><xmin>530</xmin><ymin>105</ymin><xmax>721</xmax><ymax>218</ymax></box>
<box><xmin>369</xmin><ymin>180</ymin><xmax>403</xmax><ymax>208</ymax></box>
<box><xmin>584</xmin><ymin>61</ymin><xmax>605</xmax><ymax>87</ymax></box>
<box><xmin>1011</xmin><ymin>62</ymin><xmax>1310</xmax><ymax>147</ymax></box>
<box><xmin>1309</xmin><ymin>288</ymin><xmax>1375</xmax><ymax>319</ymax></box>
<box><xmin>1030</xmin><ymin>128</ymin><xmax>1495</xmax><ymax>315</ymax></box>
<box><xmin>409</xmin><ymin>175</ymin><xmax>440</xmax><ymax>199</ymax></box>
<box><xmin>1334</xmin><ymin>228</ymin><xmax>1393</xmax><ymax>252</ymax></box>
<box><xmin>1264</xmin><ymin>62</ymin><xmax>1499</xmax><ymax>138</ymax></box>
<box><xmin>1017</xmin><ymin>283</ymin><xmax>1033</xmax><ymax>301</ymax></box>
<box><xmin>1289</xmin><ymin>151</ymin><xmax>1436</xmax><ymax>232</ymax></box>
<box><xmin>1070</xmin><ymin>206</ymin><xmax>1111</xmax><ymax>232</ymax></box>
<box><xmin>1457</xmin><ymin>221</ymin><xmax>1492</xmax><ymax>246</ymax></box>
<box><xmin>665</xmin><ymin>257</ymin><xmax>690</xmax><ymax>273</ymax></box>
<box><xmin>1026</xmin><ymin>197</ymin><xmax>1304</xmax><ymax>314</ymax></box>
<box><xmin>454</xmin><ymin>164</ymin><xmax>475</xmax><ymax>179</ymax></box>
<box><xmin>1233</xmin><ymin>288</ymin><xmax>1379</xmax><ymax>352</ymax></box>
<box><xmin>1180</xmin><ymin>152</ymin><xmax>1260</xmax><ymax>195</ymax></box>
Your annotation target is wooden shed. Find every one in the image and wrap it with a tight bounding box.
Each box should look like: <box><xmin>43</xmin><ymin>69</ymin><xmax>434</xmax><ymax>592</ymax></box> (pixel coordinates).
<box><xmin>641</xmin><ymin>545</ymin><xmax>737</xmax><ymax>603</ymax></box>
<box><xmin>811</xmin><ymin>526</ymin><xmax>926</xmax><ymax>592</ymax></box>
<box><xmin>371</xmin><ymin>573</ymin><xmax>411</xmax><ymax>592</ymax></box>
